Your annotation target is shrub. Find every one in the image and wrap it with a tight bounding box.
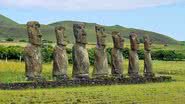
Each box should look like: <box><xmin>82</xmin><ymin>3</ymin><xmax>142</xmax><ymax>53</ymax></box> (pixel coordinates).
<box><xmin>0</xmin><ymin>45</ymin><xmax>8</xmax><ymax>59</ymax></box>
<box><xmin>6</xmin><ymin>38</ymin><xmax>14</xmax><ymax>42</ymax></box>
<box><xmin>0</xmin><ymin>45</ymin><xmax>184</xmax><ymax>63</ymax></box>
<box><xmin>152</xmin><ymin>50</ymin><xmax>184</xmax><ymax>61</ymax></box>
<box><xmin>139</xmin><ymin>38</ymin><xmax>144</xmax><ymax>43</ymax></box>
<box><xmin>122</xmin><ymin>48</ymin><xmax>129</xmax><ymax>59</ymax></box>
<box><xmin>19</xmin><ymin>39</ymin><xmax>27</xmax><ymax>42</ymax></box>
<box><xmin>138</xmin><ymin>49</ymin><xmax>144</xmax><ymax>59</ymax></box>
<box><xmin>7</xmin><ymin>46</ymin><xmax>23</xmax><ymax>60</ymax></box>
<box><xmin>0</xmin><ymin>45</ymin><xmax>23</xmax><ymax>60</ymax></box>
<box><xmin>88</xmin><ymin>48</ymin><xmax>95</xmax><ymax>65</ymax></box>
<box><xmin>42</xmin><ymin>39</ymin><xmax>53</xmax><ymax>43</ymax></box>
<box><xmin>41</xmin><ymin>44</ymin><xmax>54</xmax><ymax>63</ymax></box>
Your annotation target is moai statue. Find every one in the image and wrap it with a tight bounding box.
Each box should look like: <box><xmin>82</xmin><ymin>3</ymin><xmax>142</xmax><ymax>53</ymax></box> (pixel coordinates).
<box><xmin>111</xmin><ymin>31</ymin><xmax>124</xmax><ymax>78</ymax></box>
<box><xmin>128</xmin><ymin>32</ymin><xmax>140</xmax><ymax>78</ymax></box>
<box><xmin>53</xmin><ymin>26</ymin><xmax>68</xmax><ymax>80</ymax></box>
<box><xmin>24</xmin><ymin>21</ymin><xmax>42</xmax><ymax>81</ymax></box>
<box><xmin>92</xmin><ymin>25</ymin><xmax>109</xmax><ymax>78</ymax></box>
<box><xmin>143</xmin><ymin>36</ymin><xmax>155</xmax><ymax>78</ymax></box>
<box><xmin>72</xmin><ymin>23</ymin><xmax>90</xmax><ymax>80</ymax></box>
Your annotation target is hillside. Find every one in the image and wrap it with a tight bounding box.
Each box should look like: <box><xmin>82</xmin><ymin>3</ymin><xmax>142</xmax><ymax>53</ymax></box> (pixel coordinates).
<box><xmin>0</xmin><ymin>15</ymin><xmax>179</xmax><ymax>44</ymax></box>
<box><xmin>49</xmin><ymin>21</ymin><xmax>179</xmax><ymax>44</ymax></box>
<box><xmin>0</xmin><ymin>14</ymin><xmax>18</xmax><ymax>26</ymax></box>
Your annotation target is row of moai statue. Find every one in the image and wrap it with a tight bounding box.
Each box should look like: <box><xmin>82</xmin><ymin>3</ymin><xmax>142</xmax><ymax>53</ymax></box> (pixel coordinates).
<box><xmin>24</xmin><ymin>21</ymin><xmax>154</xmax><ymax>81</ymax></box>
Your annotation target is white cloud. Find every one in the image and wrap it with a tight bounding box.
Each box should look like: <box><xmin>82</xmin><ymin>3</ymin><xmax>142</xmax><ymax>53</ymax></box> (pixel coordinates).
<box><xmin>1</xmin><ymin>0</ymin><xmax>184</xmax><ymax>11</ymax></box>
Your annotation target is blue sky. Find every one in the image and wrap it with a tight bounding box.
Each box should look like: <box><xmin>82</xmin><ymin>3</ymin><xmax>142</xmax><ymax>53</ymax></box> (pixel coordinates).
<box><xmin>0</xmin><ymin>0</ymin><xmax>185</xmax><ymax>41</ymax></box>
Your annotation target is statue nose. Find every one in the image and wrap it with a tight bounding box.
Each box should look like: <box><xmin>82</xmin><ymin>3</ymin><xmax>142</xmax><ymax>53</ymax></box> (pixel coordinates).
<box><xmin>102</xmin><ymin>34</ymin><xmax>106</xmax><ymax>37</ymax></box>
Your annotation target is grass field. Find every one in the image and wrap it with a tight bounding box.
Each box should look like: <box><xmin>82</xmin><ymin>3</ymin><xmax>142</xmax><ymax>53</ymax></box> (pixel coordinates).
<box><xmin>0</xmin><ymin>60</ymin><xmax>185</xmax><ymax>104</ymax></box>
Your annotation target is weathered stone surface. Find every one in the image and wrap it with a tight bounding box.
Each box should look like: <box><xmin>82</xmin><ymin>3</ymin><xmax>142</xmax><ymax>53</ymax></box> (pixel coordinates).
<box><xmin>72</xmin><ymin>23</ymin><xmax>90</xmax><ymax>79</ymax></box>
<box><xmin>128</xmin><ymin>32</ymin><xmax>140</xmax><ymax>78</ymax></box>
<box><xmin>24</xmin><ymin>21</ymin><xmax>42</xmax><ymax>81</ymax></box>
<box><xmin>143</xmin><ymin>36</ymin><xmax>155</xmax><ymax>78</ymax></box>
<box><xmin>53</xmin><ymin>26</ymin><xmax>68</xmax><ymax>80</ymax></box>
<box><xmin>92</xmin><ymin>25</ymin><xmax>109</xmax><ymax>78</ymax></box>
<box><xmin>111</xmin><ymin>31</ymin><xmax>124</xmax><ymax>78</ymax></box>
<box><xmin>130</xmin><ymin>32</ymin><xmax>139</xmax><ymax>51</ymax></box>
<box><xmin>128</xmin><ymin>50</ymin><xmax>139</xmax><ymax>77</ymax></box>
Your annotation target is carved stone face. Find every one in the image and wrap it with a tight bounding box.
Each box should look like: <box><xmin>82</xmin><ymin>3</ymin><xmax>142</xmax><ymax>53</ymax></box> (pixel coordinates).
<box><xmin>144</xmin><ymin>36</ymin><xmax>152</xmax><ymax>51</ymax></box>
<box><xmin>73</xmin><ymin>23</ymin><xmax>87</xmax><ymax>44</ymax></box>
<box><xmin>55</xmin><ymin>26</ymin><xmax>67</xmax><ymax>46</ymax></box>
<box><xmin>27</xmin><ymin>21</ymin><xmax>42</xmax><ymax>46</ymax></box>
<box><xmin>95</xmin><ymin>25</ymin><xmax>106</xmax><ymax>47</ymax></box>
<box><xmin>112</xmin><ymin>31</ymin><xmax>124</xmax><ymax>49</ymax></box>
<box><xmin>130</xmin><ymin>32</ymin><xmax>139</xmax><ymax>51</ymax></box>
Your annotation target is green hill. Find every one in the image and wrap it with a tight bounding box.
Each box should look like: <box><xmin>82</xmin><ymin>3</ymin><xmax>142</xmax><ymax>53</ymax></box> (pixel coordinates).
<box><xmin>0</xmin><ymin>14</ymin><xmax>18</xmax><ymax>26</ymax></box>
<box><xmin>0</xmin><ymin>15</ymin><xmax>179</xmax><ymax>44</ymax></box>
<box><xmin>49</xmin><ymin>21</ymin><xmax>179</xmax><ymax>44</ymax></box>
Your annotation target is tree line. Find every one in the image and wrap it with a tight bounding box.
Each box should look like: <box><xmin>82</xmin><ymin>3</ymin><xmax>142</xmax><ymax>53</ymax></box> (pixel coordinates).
<box><xmin>0</xmin><ymin>45</ymin><xmax>184</xmax><ymax>64</ymax></box>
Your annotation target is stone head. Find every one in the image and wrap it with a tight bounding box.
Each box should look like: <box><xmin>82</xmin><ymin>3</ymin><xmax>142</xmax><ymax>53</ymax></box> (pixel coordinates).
<box><xmin>130</xmin><ymin>32</ymin><xmax>139</xmax><ymax>51</ymax></box>
<box><xmin>27</xmin><ymin>21</ymin><xmax>42</xmax><ymax>46</ymax></box>
<box><xmin>95</xmin><ymin>25</ymin><xmax>106</xmax><ymax>47</ymax></box>
<box><xmin>73</xmin><ymin>23</ymin><xmax>87</xmax><ymax>44</ymax></box>
<box><xmin>112</xmin><ymin>31</ymin><xmax>124</xmax><ymax>49</ymax></box>
<box><xmin>55</xmin><ymin>26</ymin><xmax>68</xmax><ymax>46</ymax></box>
<box><xmin>144</xmin><ymin>36</ymin><xmax>152</xmax><ymax>51</ymax></box>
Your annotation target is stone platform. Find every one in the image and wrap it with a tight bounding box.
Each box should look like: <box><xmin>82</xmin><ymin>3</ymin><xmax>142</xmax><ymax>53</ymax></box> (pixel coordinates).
<box><xmin>0</xmin><ymin>76</ymin><xmax>172</xmax><ymax>90</ymax></box>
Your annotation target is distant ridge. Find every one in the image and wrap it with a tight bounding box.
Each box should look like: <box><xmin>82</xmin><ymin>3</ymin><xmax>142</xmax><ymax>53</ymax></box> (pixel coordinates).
<box><xmin>0</xmin><ymin>14</ymin><xmax>18</xmax><ymax>26</ymax></box>
<box><xmin>0</xmin><ymin>15</ymin><xmax>179</xmax><ymax>44</ymax></box>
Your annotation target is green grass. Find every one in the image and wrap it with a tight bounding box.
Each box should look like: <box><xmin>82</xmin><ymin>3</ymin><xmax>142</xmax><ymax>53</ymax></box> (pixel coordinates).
<box><xmin>0</xmin><ymin>82</ymin><xmax>185</xmax><ymax>104</ymax></box>
<box><xmin>0</xmin><ymin>60</ymin><xmax>185</xmax><ymax>103</ymax></box>
<box><xmin>0</xmin><ymin>60</ymin><xmax>185</xmax><ymax>83</ymax></box>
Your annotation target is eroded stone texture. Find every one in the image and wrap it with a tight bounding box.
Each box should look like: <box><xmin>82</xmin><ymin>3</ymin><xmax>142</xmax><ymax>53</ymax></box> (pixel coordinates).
<box><xmin>24</xmin><ymin>21</ymin><xmax>42</xmax><ymax>81</ymax></box>
<box><xmin>92</xmin><ymin>25</ymin><xmax>109</xmax><ymax>78</ymax></box>
<box><xmin>143</xmin><ymin>36</ymin><xmax>155</xmax><ymax>78</ymax></box>
<box><xmin>111</xmin><ymin>31</ymin><xmax>124</xmax><ymax>78</ymax></box>
<box><xmin>128</xmin><ymin>32</ymin><xmax>140</xmax><ymax>78</ymax></box>
<box><xmin>72</xmin><ymin>23</ymin><xmax>90</xmax><ymax>79</ymax></box>
<box><xmin>53</xmin><ymin>26</ymin><xmax>68</xmax><ymax>80</ymax></box>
